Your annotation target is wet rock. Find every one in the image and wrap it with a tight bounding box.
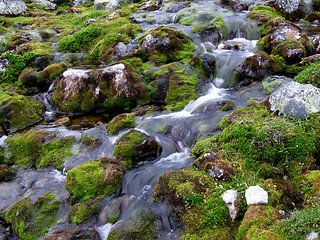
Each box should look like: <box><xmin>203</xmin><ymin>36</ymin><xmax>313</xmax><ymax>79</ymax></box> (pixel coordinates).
<box><xmin>245</xmin><ymin>185</ymin><xmax>268</xmax><ymax>205</ymax></box>
<box><xmin>0</xmin><ymin>0</ymin><xmax>27</xmax><ymax>15</ymax></box>
<box><xmin>68</xmin><ymin>199</ymin><xmax>102</xmax><ymax>224</ymax></box>
<box><xmin>0</xmin><ymin>89</ymin><xmax>44</xmax><ymax>132</ymax></box>
<box><xmin>271</xmin><ymin>40</ymin><xmax>306</xmax><ymax>64</ymax></box>
<box><xmin>262</xmin><ymin>75</ymin><xmax>292</xmax><ymax>94</ymax></box>
<box><xmin>164</xmin><ymin>2</ymin><xmax>186</xmax><ymax>13</ymax></box>
<box><xmin>222</xmin><ymin>189</ymin><xmax>240</xmax><ymax>220</ymax></box>
<box><xmin>267</xmin><ymin>0</ymin><xmax>305</xmax><ymax>21</ymax></box>
<box><xmin>311</xmin><ymin>36</ymin><xmax>320</xmax><ymax>54</ymax></box>
<box><xmin>37</xmin><ymin>62</ymin><xmax>67</xmax><ymax>91</ymax></box>
<box><xmin>106</xmin><ymin>113</ymin><xmax>136</xmax><ymax>136</ymax></box>
<box><xmin>18</xmin><ymin>68</ymin><xmax>37</xmax><ymax>87</ymax></box>
<box><xmin>54</xmin><ymin>116</ymin><xmax>70</xmax><ymax>126</ymax></box>
<box><xmin>269</xmin><ymin>81</ymin><xmax>320</xmax><ymax>119</ymax></box>
<box><xmin>140</xmin><ymin>0</ymin><xmax>163</xmax><ymax>11</ymax></box>
<box><xmin>65</xmin><ymin>157</ymin><xmax>125</xmax><ymax>202</ymax></box>
<box><xmin>220</xmin><ymin>0</ymin><xmax>248</xmax><ymax>12</ymax></box>
<box><xmin>237</xmin><ymin>205</ymin><xmax>282</xmax><ymax>239</ymax></box>
<box><xmin>44</xmin><ymin>229</ymin><xmax>100</xmax><ymax>240</ymax></box>
<box><xmin>80</xmin><ymin>134</ymin><xmax>102</xmax><ymax>151</ymax></box>
<box><xmin>73</xmin><ymin>0</ymin><xmax>93</xmax><ymax>6</ymax></box>
<box><xmin>31</xmin><ymin>0</ymin><xmax>57</xmax><ymax>10</ymax></box>
<box><xmin>30</xmin><ymin>55</ymin><xmax>50</xmax><ymax>71</ymax></box>
<box><xmin>198</xmin><ymin>26</ymin><xmax>221</xmax><ymax>44</ymax></box>
<box><xmin>108</xmin><ymin>207</ymin><xmax>156</xmax><ymax>240</ymax></box>
<box><xmin>114</xmin><ymin>129</ymin><xmax>162</xmax><ymax>167</ymax></box>
<box><xmin>53</xmin><ymin>63</ymin><xmax>146</xmax><ymax>113</ymax></box>
<box><xmin>114</xmin><ymin>42</ymin><xmax>127</xmax><ymax>57</ymax></box>
<box><xmin>206</xmin><ymin>163</ymin><xmax>234</xmax><ymax>180</ymax></box>
<box><xmin>236</xmin><ymin>51</ymin><xmax>279</xmax><ymax>81</ymax></box>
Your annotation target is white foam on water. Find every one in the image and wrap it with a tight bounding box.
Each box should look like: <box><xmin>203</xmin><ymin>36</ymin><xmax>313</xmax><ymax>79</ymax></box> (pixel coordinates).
<box><xmin>96</xmin><ymin>223</ymin><xmax>113</xmax><ymax>240</ymax></box>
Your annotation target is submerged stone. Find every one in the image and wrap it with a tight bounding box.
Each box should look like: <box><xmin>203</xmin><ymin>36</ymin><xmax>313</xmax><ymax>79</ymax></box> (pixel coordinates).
<box><xmin>269</xmin><ymin>81</ymin><xmax>320</xmax><ymax>119</ymax></box>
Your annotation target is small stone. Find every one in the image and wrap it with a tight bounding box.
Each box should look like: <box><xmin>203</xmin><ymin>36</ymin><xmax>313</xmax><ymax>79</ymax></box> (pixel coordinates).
<box><xmin>245</xmin><ymin>186</ymin><xmax>268</xmax><ymax>205</ymax></box>
<box><xmin>222</xmin><ymin>189</ymin><xmax>238</xmax><ymax>220</ymax></box>
<box><xmin>87</xmin><ymin>19</ymin><xmax>96</xmax><ymax>25</ymax></box>
<box><xmin>54</xmin><ymin>117</ymin><xmax>70</xmax><ymax>126</ymax></box>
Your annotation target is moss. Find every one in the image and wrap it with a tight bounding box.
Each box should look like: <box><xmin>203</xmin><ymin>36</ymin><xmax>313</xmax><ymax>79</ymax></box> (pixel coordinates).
<box><xmin>17</xmin><ymin>41</ymin><xmax>53</xmax><ymax>56</ymax></box>
<box><xmin>245</xmin><ymin>98</ymin><xmax>257</xmax><ymax>106</ymax></box>
<box><xmin>296</xmin><ymin>170</ymin><xmax>320</xmax><ymax>208</ymax></box>
<box><xmin>220</xmin><ymin>101</ymin><xmax>236</xmax><ymax>111</ymax></box>
<box><xmin>80</xmin><ymin>135</ymin><xmax>102</xmax><ymax>151</ymax></box>
<box><xmin>0</xmin><ymin>164</ymin><xmax>17</xmax><ymax>181</ymax></box>
<box><xmin>0</xmin><ymin>88</ymin><xmax>44</xmax><ymax>131</ymax></box>
<box><xmin>6</xmin><ymin>192</ymin><xmax>59</xmax><ymax>240</ymax></box>
<box><xmin>106</xmin><ymin>113</ymin><xmax>136</xmax><ymax>136</ymax></box>
<box><xmin>5</xmin><ymin>131</ymin><xmax>74</xmax><ymax>169</ymax></box>
<box><xmin>68</xmin><ymin>199</ymin><xmax>102</xmax><ymax>224</ymax></box>
<box><xmin>37</xmin><ymin>62</ymin><xmax>67</xmax><ymax>83</ymax></box>
<box><xmin>65</xmin><ymin>158</ymin><xmax>125</xmax><ymax>203</ymax></box>
<box><xmin>294</xmin><ymin>61</ymin><xmax>320</xmax><ymax>88</ymax></box>
<box><xmin>236</xmin><ymin>205</ymin><xmax>282</xmax><ymax>240</ymax></box>
<box><xmin>211</xmin><ymin>16</ymin><xmax>226</xmax><ymax>37</ymax></box>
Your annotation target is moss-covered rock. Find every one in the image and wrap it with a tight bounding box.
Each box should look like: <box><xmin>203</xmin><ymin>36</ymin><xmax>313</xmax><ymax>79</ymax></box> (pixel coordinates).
<box><xmin>36</xmin><ymin>62</ymin><xmax>67</xmax><ymax>91</ymax></box>
<box><xmin>138</xmin><ymin>26</ymin><xmax>195</xmax><ymax>64</ymax></box>
<box><xmin>113</xmin><ymin>129</ymin><xmax>162</xmax><ymax>167</ymax></box>
<box><xmin>5</xmin><ymin>130</ymin><xmax>74</xmax><ymax>169</ymax></box>
<box><xmin>236</xmin><ymin>205</ymin><xmax>282</xmax><ymax>240</ymax></box>
<box><xmin>44</xmin><ymin>229</ymin><xmax>101</xmax><ymax>240</ymax></box>
<box><xmin>0</xmin><ymin>164</ymin><xmax>17</xmax><ymax>181</ymax></box>
<box><xmin>65</xmin><ymin>157</ymin><xmax>125</xmax><ymax>203</ymax></box>
<box><xmin>297</xmin><ymin>170</ymin><xmax>320</xmax><ymax>208</ymax></box>
<box><xmin>80</xmin><ymin>134</ymin><xmax>102</xmax><ymax>151</ymax></box>
<box><xmin>68</xmin><ymin>199</ymin><xmax>102</xmax><ymax>224</ymax></box>
<box><xmin>53</xmin><ymin>63</ymin><xmax>147</xmax><ymax>113</ymax></box>
<box><xmin>0</xmin><ymin>88</ymin><xmax>44</xmax><ymax>132</ymax></box>
<box><xmin>18</xmin><ymin>67</ymin><xmax>37</xmax><ymax>87</ymax></box>
<box><xmin>145</xmin><ymin>62</ymin><xmax>205</xmax><ymax>110</ymax></box>
<box><xmin>107</xmin><ymin>207</ymin><xmax>156</xmax><ymax>240</ymax></box>
<box><xmin>5</xmin><ymin>192</ymin><xmax>60</xmax><ymax>240</ymax></box>
<box><xmin>271</xmin><ymin>39</ymin><xmax>306</xmax><ymax>64</ymax></box>
<box><xmin>106</xmin><ymin>113</ymin><xmax>136</xmax><ymax>136</ymax></box>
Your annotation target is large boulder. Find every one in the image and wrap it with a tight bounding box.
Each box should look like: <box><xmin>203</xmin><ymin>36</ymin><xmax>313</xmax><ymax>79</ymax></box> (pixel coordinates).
<box><xmin>0</xmin><ymin>0</ymin><xmax>27</xmax><ymax>15</ymax></box>
<box><xmin>31</xmin><ymin>0</ymin><xmax>56</xmax><ymax>10</ymax></box>
<box><xmin>268</xmin><ymin>0</ymin><xmax>305</xmax><ymax>21</ymax></box>
<box><xmin>53</xmin><ymin>63</ymin><xmax>147</xmax><ymax>113</ymax></box>
<box><xmin>94</xmin><ymin>0</ymin><xmax>120</xmax><ymax>10</ymax></box>
<box><xmin>269</xmin><ymin>81</ymin><xmax>320</xmax><ymax>119</ymax></box>
<box><xmin>113</xmin><ymin>129</ymin><xmax>162</xmax><ymax>167</ymax></box>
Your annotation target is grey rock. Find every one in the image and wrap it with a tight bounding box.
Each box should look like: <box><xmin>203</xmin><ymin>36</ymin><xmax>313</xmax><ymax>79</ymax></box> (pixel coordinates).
<box><xmin>275</xmin><ymin>0</ymin><xmax>301</xmax><ymax>13</ymax></box>
<box><xmin>32</xmin><ymin>0</ymin><xmax>56</xmax><ymax>9</ymax></box>
<box><xmin>94</xmin><ymin>0</ymin><xmax>120</xmax><ymax>10</ymax></box>
<box><xmin>269</xmin><ymin>81</ymin><xmax>320</xmax><ymax>119</ymax></box>
<box><xmin>262</xmin><ymin>75</ymin><xmax>292</xmax><ymax>94</ymax></box>
<box><xmin>73</xmin><ymin>0</ymin><xmax>93</xmax><ymax>6</ymax></box>
<box><xmin>0</xmin><ymin>0</ymin><xmax>27</xmax><ymax>15</ymax></box>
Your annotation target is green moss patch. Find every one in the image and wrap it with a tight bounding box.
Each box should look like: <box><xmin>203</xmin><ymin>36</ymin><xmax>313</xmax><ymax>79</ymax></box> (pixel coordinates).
<box><xmin>5</xmin><ymin>131</ymin><xmax>74</xmax><ymax>169</ymax></box>
<box><xmin>65</xmin><ymin>158</ymin><xmax>125</xmax><ymax>203</ymax></box>
<box><xmin>0</xmin><ymin>164</ymin><xmax>17</xmax><ymax>181</ymax></box>
<box><xmin>68</xmin><ymin>199</ymin><xmax>102</xmax><ymax>224</ymax></box>
<box><xmin>294</xmin><ymin>61</ymin><xmax>320</xmax><ymax>88</ymax></box>
<box><xmin>6</xmin><ymin>192</ymin><xmax>60</xmax><ymax>240</ymax></box>
<box><xmin>106</xmin><ymin>113</ymin><xmax>136</xmax><ymax>136</ymax></box>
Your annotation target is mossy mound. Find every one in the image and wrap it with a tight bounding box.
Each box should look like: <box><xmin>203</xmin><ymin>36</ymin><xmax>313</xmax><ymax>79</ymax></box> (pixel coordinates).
<box><xmin>139</xmin><ymin>26</ymin><xmax>195</xmax><ymax>64</ymax></box>
<box><xmin>114</xmin><ymin>129</ymin><xmax>162</xmax><ymax>167</ymax></box>
<box><xmin>294</xmin><ymin>61</ymin><xmax>320</xmax><ymax>88</ymax></box>
<box><xmin>271</xmin><ymin>39</ymin><xmax>306</xmax><ymax>65</ymax></box>
<box><xmin>80</xmin><ymin>134</ymin><xmax>102</xmax><ymax>152</ymax></box>
<box><xmin>236</xmin><ymin>205</ymin><xmax>282</xmax><ymax>240</ymax></box>
<box><xmin>5</xmin><ymin>130</ymin><xmax>74</xmax><ymax>169</ymax></box>
<box><xmin>65</xmin><ymin>157</ymin><xmax>125</xmax><ymax>203</ymax></box>
<box><xmin>153</xmin><ymin>168</ymin><xmax>231</xmax><ymax>238</ymax></box>
<box><xmin>68</xmin><ymin>199</ymin><xmax>102</xmax><ymax>224</ymax></box>
<box><xmin>36</xmin><ymin>62</ymin><xmax>67</xmax><ymax>91</ymax></box>
<box><xmin>108</xmin><ymin>208</ymin><xmax>156</xmax><ymax>240</ymax></box>
<box><xmin>145</xmin><ymin>62</ymin><xmax>204</xmax><ymax>110</ymax></box>
<box><xmin>5</xmin><ymin>192</ymin><xmax>60</xmax><ymax>240</ymax></box>
<box><xmin>106</xmin><ymin>113</ymin><xmax>136</xmax><ymax>136</ymax></box>
<box><xmin>0</xmin><ymin>164</ymin><xmax>17</xmax><ymax>181</ymax></box>
<box><xmin>296</xmin><ymin>170</ymin><xmax>320</xmax><ymax>208</ymax></box>
<box><xmin>0</xmin><ymin>88</ymin><xmax>44</xmax><ymax>132</ymax></box>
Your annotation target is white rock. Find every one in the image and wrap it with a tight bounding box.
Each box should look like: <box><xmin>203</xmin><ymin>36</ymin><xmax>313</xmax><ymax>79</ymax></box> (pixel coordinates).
<box><xmin>222</xmin><ymin>189</ymin><xmax>238</xmax><ymax>220</ymax></box>
<box><xmin>306</xmin><ymin>231</ymin><xmax>318</xmax><ymax>240</ymax></box>
<box><xmin>0</xmin><ymin>0</ymin><xmax>27</xmax><ymax>15</ymax></box>
<box><xmin>245</xmin><ymin>186</ymin><xmax>268</xmax><ymax>205</ymax></box>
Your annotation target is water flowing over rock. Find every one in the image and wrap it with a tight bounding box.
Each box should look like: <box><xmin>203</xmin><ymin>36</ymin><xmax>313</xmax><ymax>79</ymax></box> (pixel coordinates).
<box><xmin>53</xmin><ymin>63</ymin><xmax>147</xmax><ymax>113</ymax></box>
<box><xmin>0</xmin><ymin>0</ymin><xmax>27</xmax><ymax>15</ymax></box>
<box><xmin>245</xmin><ymin>186</ymin><xmax>268</xmax><ymax>205</ymax></box>
<box><xmin>269</xmin><ymin>81</ymin><xmax>320</xmax><ymax>119</ymax></box>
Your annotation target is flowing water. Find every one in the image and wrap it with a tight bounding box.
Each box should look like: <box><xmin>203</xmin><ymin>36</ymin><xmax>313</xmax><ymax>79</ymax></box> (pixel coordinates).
<box><xmin>0</xmin><ymin>1</ymin><xmax>270</xmax><ymax>239</ymax></box>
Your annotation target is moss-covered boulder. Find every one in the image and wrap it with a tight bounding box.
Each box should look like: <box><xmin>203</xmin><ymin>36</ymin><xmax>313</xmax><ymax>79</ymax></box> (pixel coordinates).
<box><xmin>65</xmin><ymin>157</ymin><xmax>125</xmax><ymax>203</ymax></box>
<box><xmin>139</xmin><ymin>26</ymin><xmax>195</xmax><ymax>64</ymax></box>
<box><xmin>37</xmin><ymin>62</ymin><xmax>67</xmax><ymax>91</ymax></box>
<box><xmin>68</xmin><ymin>199</ymin><xmax>102</xmax><ymax>224</ymax></box>
<box><xmin>145</xmin><ymin>62</ymin><xmax>205</xmax><ymax>110</ymax></box>
<box><xmin>113</xmin><ymin>129</ymin><xmax>162</xmax><ymax>167</ymax></box>
<box><xmin>271</xmin><ymin>39</ymin><xmax>306</xmax><ymax>64</ymax></box>
<box><xmin>107</xmin><ymin>207</ymin><xmax>156</xmax><ymax>240</ymax></box>
<box><xmin>0</xmin><ymin>88</ymin><xmax>44</xmax><ymax>132</ymax></box>
<box><xmin>53</xmin><ymin>63</ymin><xmax>147</xmax><ymax>113</ymax></box>
<box><xmin>106</xmin><ymin>113</ymin><xmax>136</xmax><ymax>136</ymax></box>
<box><xmin>44</xmin><ymin>229</ymin><xmax>100</xmax><ymax>240</ymax></box>
<box><xmin>80</xmin><ymin>134</ymin><xmax>102</xmax><ymax>151</ymax></box>
<box><xmin>5</xmin><ymin>192</ymin><xmax>60</xmax><ymax>240</ymax></box>
<box><xmin>18</xmin><ymin>67</ymin><xmax>37</xmax><ymax>87</ymax></box>
<box><xmin>0</xmin><ymin>164</ymin><xmax>16</xmax><ymax>181</ymax></box>
<box><xmin>5</xmin><ymin>130</ymin><xmax>74</xmax><ymax>169</ymax></box>
<box><xmin>236</xmin><ymin>205</ymin><xmax>282</xmax><ymax>240</ymax></box>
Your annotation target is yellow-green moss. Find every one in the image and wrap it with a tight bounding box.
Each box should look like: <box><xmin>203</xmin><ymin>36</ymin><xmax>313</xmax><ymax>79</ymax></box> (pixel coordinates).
<box><xmin>68</xmin><ymin>199</ymin><xmax>102</xmax><ymax>224</ymax></box>
<box><xmin>106</xmin><ymin>113</ymin><xmax>136</xmax><ymax>136</ymax></box>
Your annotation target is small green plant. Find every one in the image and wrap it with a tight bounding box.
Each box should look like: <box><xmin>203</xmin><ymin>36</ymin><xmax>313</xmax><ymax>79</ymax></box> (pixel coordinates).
<box><xmin>183</xmin><ymin>193</ymin><xmax>204</xmax><ymax>208</ymax></box>
<box><xmin>294</xmin><ymin>61</ymin><xmax>320</xmax><ymax>88</ymax></box>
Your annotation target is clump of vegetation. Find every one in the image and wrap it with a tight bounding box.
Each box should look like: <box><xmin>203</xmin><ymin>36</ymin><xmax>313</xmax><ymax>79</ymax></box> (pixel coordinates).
<box><xmin>68</xmin><ymin>199</ymin><xmax>102</xmax><ymax>224</ymax></box>
<box><xmin>106</xmin><ymin>113</ymin><xmax>136</xmax><ymax>136</ymax></box>
<box><xmin>65</xmin><ymin>158</ymin><xmax>125</xmax><ymax>203</ymax></box>
<box><xmin>0</xmin><ymin>164</ymin><xmax>17</xmax><ymax>181</ymax></box>
<box><xmin>5</xmin><ymin>131</ymin><xmax>74</xmax><ymax>169</ymax></box>
<box><xmin>80</xmin><ymin>134</ymin><xmax>102</xmax><ymax>151</ymax></box>
<box><xmin>294</xmin><ymin>61</ymin><xmax>320</xmax><ymax>88</ymax></box>
<box><xmin>6</xmin><ymin>192</ymin><xmax>60</xmax><ymax>240</ymax></box>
